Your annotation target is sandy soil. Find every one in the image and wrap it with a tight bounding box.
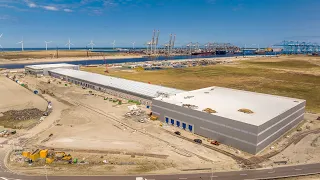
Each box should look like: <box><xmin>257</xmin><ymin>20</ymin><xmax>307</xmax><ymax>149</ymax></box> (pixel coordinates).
<box><xmin>0</xmin><ymin>50</ymin><xmax>143</xmax><ymax>65</ymax></box>
<box><xmin>6</xmin><ymin>74</ymin><xmax>239</xmax><ymax>175</ymax></box>
<box><xmin>0</xmin><ymin>76</ymin><xmax>47</xmax><ymax>112</ymax></box>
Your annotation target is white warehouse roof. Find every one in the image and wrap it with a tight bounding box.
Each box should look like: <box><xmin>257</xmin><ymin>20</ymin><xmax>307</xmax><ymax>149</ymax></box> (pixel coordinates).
<box><xmin>25</xmin><ymin>63</ymin><xmax>78</xmax><ymax>70</ymax></box>
<box><xmin>49</xmin><ymin>68</ymin><xmax>185</xmax><ymax>98</ymax></box>
<box><xmin>154</xmin><ymin>87</ymin><xmax>305</xmax><ymax>126</ymax></box>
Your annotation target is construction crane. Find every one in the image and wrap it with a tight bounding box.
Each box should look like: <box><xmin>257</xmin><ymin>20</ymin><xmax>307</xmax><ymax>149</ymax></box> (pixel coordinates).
<box><xmin>168</xmin><ymin>34</ymin><xmax>172</xmax><ymax>55</ymax></box>
<box><xmin>151</xmin><ymin>30</ymin><xmax>156</xmax><ymax>54</ymax></box>
<box><xmin>154</xmin><ymin>30</ymin><xmax>160</xmax><ymax>54</ymax></box>
<box><xmin>274</xmin><ymin>40</ymin><xmax>320</xmax><ymax>54</ymax></box>
<box><xmin>170</xmin><ymin>34</ymin><xmax>176</xmax><ymax>55</ymax></box>
<box><xmin>103</xmin><ymin>54</ymin><xmax>109</xmax><ymax>73</ymax></box>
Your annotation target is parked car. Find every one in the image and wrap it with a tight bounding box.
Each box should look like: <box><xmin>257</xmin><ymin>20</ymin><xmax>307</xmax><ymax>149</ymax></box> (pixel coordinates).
<box><xmin>211</xmin><ymin>141</ymin><xmax>220</xmax><ymax>146</ymax></box>
<box><xmin>194</xmin><ymin>139</ymin><xmax>202</xmax><ymax>144</ymax></box>
<box><xmin>174</xmin><ymin>131</ymin><xmax>181</xmax><ymax>135</ymax></box>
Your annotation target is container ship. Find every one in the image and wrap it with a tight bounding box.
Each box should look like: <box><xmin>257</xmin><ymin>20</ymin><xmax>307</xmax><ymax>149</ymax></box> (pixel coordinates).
<box><xmin>215</xmin><ymin>50</ymin><xmax>227</xmax><ymax>55</ymax></box>
<box><xmin>191</xmin><ymin>51</ymin><xmax>215</xmax><ymax>56</ymax></box>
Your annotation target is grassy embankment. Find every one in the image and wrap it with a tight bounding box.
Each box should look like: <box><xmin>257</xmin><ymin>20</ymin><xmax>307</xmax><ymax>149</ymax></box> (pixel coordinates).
<box><xmin>82</xmin><ymin>58</ymin><xmax>320</xmax><ymax>113</ymax></box>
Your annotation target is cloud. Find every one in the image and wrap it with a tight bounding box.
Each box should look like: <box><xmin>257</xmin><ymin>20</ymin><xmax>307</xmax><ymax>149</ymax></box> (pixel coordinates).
<box><xmin>91</xmin><ymin>9</ymin><xmax>103</xmax><ymax>15</ymax></box>
<box><xmin>0</xmin><ymin>15</ymin><xmax>10</xmax><ymax>20</ymax></box>
<box><xmin>232</xmin><ymin>4</ymin><xmax>243</xmax><ymax>11</ymax></box>
<box><xmin>0</xmin><ymin>14</ymin><xmax>17</xmax><ymax>22</ymax></box>
<box><xmin>1</xmin><ymin>0</ymin><xmax>140</xmax><ymax>15</ymax></box>
<box><xmin>206</xmin><ymin>0</ymin><xmax>217</xmax><ymax>4</ymax></box>
<box><xmin>0</xmin><ymin>3</ymin><xmax>28</xmax><ymax>11</ymax></box>
<box><xmin>27</xmin><ymin>2</ymin><xmax>37</xmax><ymax>8</ymax></box>
<box><xmin>42</xmin><ymin>5</ymin><xmax>59</xmax><ymax>11</ymax></box>
<box><xmin>63</xmin><ymin>8</ymin><xmax>73</xmax><ymax>12</ymax></box>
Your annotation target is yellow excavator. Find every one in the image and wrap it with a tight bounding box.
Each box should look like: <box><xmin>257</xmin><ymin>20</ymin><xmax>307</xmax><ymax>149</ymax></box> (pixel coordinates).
<box><xmin>55</xmin><ymin>151</ymin><xmax>72</xmax><ymax>161</ymax></box>
<box><xmin>46</xmin><ymin>151</ymin><xmax>72</xmax><ymax>164</ymax></box>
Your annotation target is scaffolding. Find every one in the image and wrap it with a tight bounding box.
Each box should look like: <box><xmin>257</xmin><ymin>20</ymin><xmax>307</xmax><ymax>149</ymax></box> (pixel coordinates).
<box><xmin>274</xmin><ymin>40</ymin><xmax>320</xmax><ymax>54</ymax></box>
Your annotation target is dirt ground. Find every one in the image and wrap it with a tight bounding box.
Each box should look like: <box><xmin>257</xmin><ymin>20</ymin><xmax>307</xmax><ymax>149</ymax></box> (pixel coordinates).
<box><xmin>0</xmin><ymin>76</ymin><xmax>47</xmax><ymax>112</ymax></box>
<box><xmin>0</xmin><ymin>76</ymin><xmax>48</xmax><ymax>128</ymax></box>
<box><xmin>6</xmin><ymin>74</ymin><xmax>239</xmax><ymax>175</ymax></box>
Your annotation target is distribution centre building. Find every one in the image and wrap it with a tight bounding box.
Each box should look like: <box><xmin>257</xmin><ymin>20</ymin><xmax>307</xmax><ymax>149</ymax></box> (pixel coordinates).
<box><xmin>25</xmin><ymin>63</ymin><xmax>80</xmax><ymax>76</ymax></box>
<box><xmin>48</xmin><ymin>68</ymin><xmax>184</xmax><ymax>105</ymax></box>
<box><xmin>152</xmin><ymin>87</ymin><xmax>305</xmax><ymax>154</ymax></box>
<box><xmin>44</xmin><ymin>66</ymin><xmax>306</xmax><ymax>154</ymax></box>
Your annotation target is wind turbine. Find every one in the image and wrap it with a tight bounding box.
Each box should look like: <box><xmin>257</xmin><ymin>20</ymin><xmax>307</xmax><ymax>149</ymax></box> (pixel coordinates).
<box><xmin>88</xmin><ymin>40</ymin><xmax>95</xmax><ymax>50</ymax></box>
<box><xmin>0</xmin><ymin>33</ymin><xmax>3</xmax><ymax>49</ymax></box>
<box><xmin>44</xmin><ymin>41</ymin><xmax>52</xmax><ymax>51</ymax></box>
<box><xmin>17</xmin><ymin>37</ymin><xmax>24</xmax><ymax>51</ymax></box>
<box><xmin>65</xmin><ymin>38</ymin><xmax>73</xmax><ymax>50</ymax></box>
<box><xmin>132</xmin><ymin>41</ymin><xmax>135</xmax><ymax>49</ymax></box>
<box><xmin>111</xmin><ymin>40</ymin><xmax>116</xmax><ymax>49</ymax></box>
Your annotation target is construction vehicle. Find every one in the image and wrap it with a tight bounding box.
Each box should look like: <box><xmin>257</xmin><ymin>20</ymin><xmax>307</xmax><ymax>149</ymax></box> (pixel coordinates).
<box><xmin>30</xmin><ymin>149</ymin><xmax>40</xmax><ymax>161</ymax></box>
<box><xmin>211</xmin><ymin>141</ymin><xmax>220</xmax><ymax>146</ymax></box>
<box><xmin>54</xmin><ymin>151</ymin><xmax>72</xmax><ymax>161</ymax></box>
<box><xmin>150</xmin><ymin>115</ymin><xmax>158</xmax><ymax>121</ymax></box>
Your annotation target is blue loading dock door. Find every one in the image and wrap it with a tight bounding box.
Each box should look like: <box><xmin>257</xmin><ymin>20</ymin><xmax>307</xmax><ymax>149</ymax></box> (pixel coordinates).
<box><xmin>171</xmin><ymin>119</ymin><xmax>174</xmax><ymax>125</ymax></box>
<box><xmin>182</xmin><ymin>123</ymin><xmax>186</xmax><ymax>130</ymax></box>
<box><xmin>176</xmin><ymin>121</ymin><xmax>180</xmax><ymax>127</ymax></box>
<box><xmin>188</xmin><ymin>125</ymin><xmax>193</xmax><ymax>132</ymax></box>
<box><xmin>165</xmin><ymin>117</ymin><xmax>169</xmax><ymax>124</ymax></box>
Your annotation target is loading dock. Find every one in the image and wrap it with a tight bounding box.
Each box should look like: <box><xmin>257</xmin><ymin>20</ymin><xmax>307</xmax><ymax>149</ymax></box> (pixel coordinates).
<box><xmin>176</xmin><ymin>121</ymin><xmax>180</xmax><ymax>127</ymax></box>
<box><xmin>182</xmin><ymin>123</ymin><xmax>187</xmax><ymax>130</ymax></box>
<box><xmin>165</xmin><ymin>117</ymin><xmax>169</xmax><ymax>124</ymax></box>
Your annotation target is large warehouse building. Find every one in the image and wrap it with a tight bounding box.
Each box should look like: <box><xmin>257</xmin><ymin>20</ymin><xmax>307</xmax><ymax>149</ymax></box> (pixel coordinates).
<box><xmin>25</xmin><ymin>63</ymin><xmax>80</xmax><ymax>76</ymax></box>
<box><xmin>152</xmin><ymin>87</ymin><xmax>305</xmax><ymax>154</ymax></box>
<box><xmin>42</xmin><ymin>65</ymin><xmax>306</xmax><ymax>154</ymax></box>
<box><xmin>48</xmin><ymin>68</ymin><xmax>184</xmax><ymax>105</ymax></box>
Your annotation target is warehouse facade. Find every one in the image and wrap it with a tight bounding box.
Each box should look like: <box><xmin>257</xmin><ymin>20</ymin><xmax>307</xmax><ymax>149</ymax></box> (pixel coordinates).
<box><xmin>48</xmin><ymin>68</ymin><xmax>184</xmax><ymax>105</ymax></box>
<box><xmin>25</xmin><ymin>63</ymin><xmax>80</xmax><ymax>76</ymax></box>
<box><xmin>152</xmin><ymin>87</ymin><xmax>305</xmax><ymax>154</ymax></box>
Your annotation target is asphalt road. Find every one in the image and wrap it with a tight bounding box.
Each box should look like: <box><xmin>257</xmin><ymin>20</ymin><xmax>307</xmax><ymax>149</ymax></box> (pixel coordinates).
<box><xmin>0</xmin><ymin>151</ymin><xmax>319</xmax><ymax>180</ymax></box>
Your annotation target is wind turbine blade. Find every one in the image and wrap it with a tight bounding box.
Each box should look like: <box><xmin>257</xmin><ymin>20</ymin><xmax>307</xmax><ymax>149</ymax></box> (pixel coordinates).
<box><xmin>65</xmin><ymin>43</ymin><xmax>68</xmax><ymax>46</ymax></box>
<box><xmin>0</xmin><ymin>44</ymin><xmax>2</xmax><ymax>48</ymax></box>
<box><xmin>0</xmin><ymin>34</ymin><xmax>2</xmax><ymax>38</ymax></box>
<box><xmin>70</xmin><ymin>43</ymin><xmax>74</xmax><ymax>45</ymax></box>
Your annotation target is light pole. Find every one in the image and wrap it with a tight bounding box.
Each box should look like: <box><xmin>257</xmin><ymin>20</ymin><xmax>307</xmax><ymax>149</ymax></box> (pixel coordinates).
<box><xmin>44</xmin><ymin>165</ymin><xmax>48</xmax><ymax>180</ymax></box>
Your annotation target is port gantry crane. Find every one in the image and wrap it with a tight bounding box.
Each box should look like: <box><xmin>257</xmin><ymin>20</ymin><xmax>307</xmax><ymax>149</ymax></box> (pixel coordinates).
<box><xmin>274</xmin><ymin>40</ymin><xmax>320</xmax><ymax>54</ymax></box>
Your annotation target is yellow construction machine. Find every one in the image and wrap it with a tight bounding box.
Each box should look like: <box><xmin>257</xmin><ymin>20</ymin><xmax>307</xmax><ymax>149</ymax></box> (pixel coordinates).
<box><xmin>54</xmin><ymin>151</ymin><xmax>72</xmax><ymax>161</ymax></box>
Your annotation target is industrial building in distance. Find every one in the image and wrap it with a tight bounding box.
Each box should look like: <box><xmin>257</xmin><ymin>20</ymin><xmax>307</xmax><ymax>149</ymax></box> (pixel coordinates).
<box><xmin>23</xmin><ymin>63</ymin><xmax>305</xmax><ymax>154</ymax></box>
<box><xmin>152</xmin><ymin>87</ymin><xmax>305</xmax><ymax>154</ymax></box>
<box><xmin>25</xmin><ymin>63</ymin><xmax>80</xmax><ymax>76</ymax></box>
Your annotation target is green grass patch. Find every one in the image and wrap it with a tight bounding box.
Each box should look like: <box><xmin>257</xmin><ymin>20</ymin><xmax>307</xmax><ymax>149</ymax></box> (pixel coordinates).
<box><xmin>242</xmin><ymin>60</ymin><xmax>319</xmax><ymax>69</ymax></box>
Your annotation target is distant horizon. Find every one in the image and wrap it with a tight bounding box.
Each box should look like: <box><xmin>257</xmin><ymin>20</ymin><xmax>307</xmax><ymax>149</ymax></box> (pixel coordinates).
<box><xmin>0</xmin><ymin>46</ymin><xmax>270</xmax><ymax>50</ymax></box>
